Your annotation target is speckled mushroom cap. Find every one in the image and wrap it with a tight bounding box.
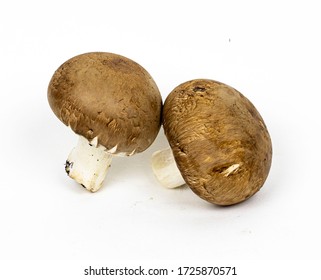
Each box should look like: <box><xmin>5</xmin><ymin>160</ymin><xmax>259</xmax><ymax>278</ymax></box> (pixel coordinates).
<box><xmin>163</xmin><ymin>79</ymin><xmax>272</xmax><ymax>206</ymax></box>
<box><xmin>48</xmin><ymin>52</ymin><xmax>162</xmax><ymax>155</ymax></box>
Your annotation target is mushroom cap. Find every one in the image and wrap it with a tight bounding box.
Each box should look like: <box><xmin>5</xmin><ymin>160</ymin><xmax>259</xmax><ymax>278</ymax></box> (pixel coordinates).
<box><xmin>163</xmin><ymin>79</ymin><xmax>272</xmax><ymax>206</ymax></box>
<box><xmin>48</xmin><ymin>52</ymin><xmax>162</xmax><ymax>155</ymax></box>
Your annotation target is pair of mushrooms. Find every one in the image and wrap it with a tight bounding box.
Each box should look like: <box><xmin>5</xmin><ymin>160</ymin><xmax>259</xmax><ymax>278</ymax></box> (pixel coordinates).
<box><xmin>48</xmin><ymin>52</ymin><xmax>272</xmax><ymax>206</ymax></box>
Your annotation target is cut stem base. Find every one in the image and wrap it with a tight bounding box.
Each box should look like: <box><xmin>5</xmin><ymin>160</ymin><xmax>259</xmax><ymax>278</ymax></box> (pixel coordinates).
<box><xmin>151</xmin><ymin>147</ymin><xmax>186</xmax><ymax>188</ymax></box>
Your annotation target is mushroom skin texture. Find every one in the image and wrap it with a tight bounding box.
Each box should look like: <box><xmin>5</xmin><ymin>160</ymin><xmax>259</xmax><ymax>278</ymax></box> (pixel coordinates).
<box><xmin>48</xmin><ymin>52</ymin><xmax>162</xmax><ymax>192</ymax></box>
<box><xmin>153</xmin><ymin>79</ymin><xmax>272</xmax><ymax>206</ymax></box>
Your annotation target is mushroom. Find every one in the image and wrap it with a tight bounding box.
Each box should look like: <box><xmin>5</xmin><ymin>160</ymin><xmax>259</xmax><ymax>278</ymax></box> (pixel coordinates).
<box><xmin>48</xmin><ymin>52</ymin><xmax>162</xmax><ymax>192</ymax></box>
<box><xmin>152</xmin><ymin>79</ymin><xmax>272</xmax><ymax>205</ymax></box>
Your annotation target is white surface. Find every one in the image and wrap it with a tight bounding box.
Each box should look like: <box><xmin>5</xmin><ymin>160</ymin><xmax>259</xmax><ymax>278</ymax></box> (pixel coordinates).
<box><xmin>0</xmin><ymin>0</ymin><xmax>320</xmax><ymax>265</ymax></box>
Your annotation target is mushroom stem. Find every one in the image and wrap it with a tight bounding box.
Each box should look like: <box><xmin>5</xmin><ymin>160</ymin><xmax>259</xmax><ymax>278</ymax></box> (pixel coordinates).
<box><xmin>65</xmin><ymin>136</ymin><xmax>112</xmax><ymax>192</ymax></box>
<box><xmin>151</xmin><ymin>147</ymin><xmax>186</xmax><ymax>188</ymax></box>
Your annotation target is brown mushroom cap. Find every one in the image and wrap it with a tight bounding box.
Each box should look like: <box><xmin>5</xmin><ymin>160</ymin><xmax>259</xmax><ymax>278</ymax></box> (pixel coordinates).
<box><xmin>48</xmin><ymin>52</ymin><xmax>162</xmax><ymax>154</ymax></box>
<box><xmin>163</xmin><ymin>79</ymin><xmax>272</xmax><ymax>206</ymax></box>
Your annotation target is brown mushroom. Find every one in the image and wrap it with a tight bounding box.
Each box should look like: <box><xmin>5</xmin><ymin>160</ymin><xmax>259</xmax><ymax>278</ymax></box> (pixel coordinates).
<box><xmin>48</xmin><ymin>52</ymin><xmax>162</xmax><ymax>192</ymax></box>
<box><xmin>152</xmin><ymin>79</ymin><xmax>272</xmax><ymax>206</ymax></box>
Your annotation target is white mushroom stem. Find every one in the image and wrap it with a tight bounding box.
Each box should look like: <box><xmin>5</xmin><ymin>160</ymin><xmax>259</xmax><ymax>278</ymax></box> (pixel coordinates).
<box><xmin>65</xmin><ymin>136</ymin><xmax>113</xmax><ymax>192</ymax></box>
<box><xmin>151</xmin><ymin>147</ymin><xmax>186</xmax><ymax>188</ymax></box>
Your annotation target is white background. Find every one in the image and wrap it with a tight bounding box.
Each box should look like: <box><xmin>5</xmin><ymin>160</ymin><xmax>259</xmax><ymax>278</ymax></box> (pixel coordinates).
<box><xmin>1</xmin><ymin>0</ymin><xmax>320</xmax><ymax>278</ymax></box>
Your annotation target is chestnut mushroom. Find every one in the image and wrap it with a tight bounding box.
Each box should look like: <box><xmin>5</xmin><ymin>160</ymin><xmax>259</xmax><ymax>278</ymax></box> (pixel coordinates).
<box><xmin>152</xmin><ymin>79</ymin><xmax>272</xmax><ymax>206</ymax></box>
<box><xmin>48</xmin><ymin>52</ymin><xmax>162</xmax><ymax>192</ymax></box>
